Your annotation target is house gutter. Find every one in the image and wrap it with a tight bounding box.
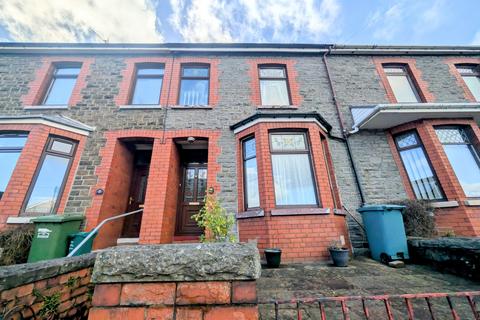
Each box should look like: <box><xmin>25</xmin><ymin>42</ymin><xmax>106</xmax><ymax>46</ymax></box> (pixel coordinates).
<box><xmin>322</xmin><ymin>45</ymin><xmax>366</xmax><ymax>204</ymax></box>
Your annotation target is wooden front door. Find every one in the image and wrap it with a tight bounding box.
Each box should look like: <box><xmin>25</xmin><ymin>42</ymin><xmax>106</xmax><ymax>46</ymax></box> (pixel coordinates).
<box><xmin>121</xmin><ymin>166</ymin><xmax>149</xmax><ymax>238</ymax></box>
<box><xmin>175</xmin><ymin>164</ymin><xmax>207</xmax><ymax>236</ymax></box>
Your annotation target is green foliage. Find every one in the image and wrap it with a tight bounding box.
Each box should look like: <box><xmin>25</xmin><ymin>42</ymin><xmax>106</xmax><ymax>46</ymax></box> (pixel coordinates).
<box><xmin>33</xmin><ymin>290</ymin><xmax>60</xmax><ymax>320</ymax></box>
<box><xmin>0</xmin><ymin>225</ymin><xmax>34</xmax><ymax>266</ymax></box>
<box><xmin>393</xmin><ymin>199</ymin><xmax>436</xmax><ymax>237</ymax></box>
<box><xmin>66</xmin><ymin>276</ymin><xmax>79</xmax><ymax>289</ymax></box>
<box><xmin>192</xmin><ymin>193</ymin><xmax>236</xmax><ymax>243</ymax></box>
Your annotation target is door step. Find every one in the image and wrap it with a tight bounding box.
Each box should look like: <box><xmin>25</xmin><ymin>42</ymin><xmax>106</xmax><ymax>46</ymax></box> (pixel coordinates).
<box><xmin>117</xmin><ymin>238</ymin><xmax>139</xmax><ymax>246</ymax></box>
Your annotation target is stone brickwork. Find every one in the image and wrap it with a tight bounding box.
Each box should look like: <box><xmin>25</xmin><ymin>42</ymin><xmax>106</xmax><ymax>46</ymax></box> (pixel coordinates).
<box><xmin>89</xmin><ymin>243</ymin><xmax>261</xmax><ymax>320</ymax></box>
<box><xmin>0</xmin><ymin>253</ymin><xmax>95</xmax><ymax>319</ymax></box>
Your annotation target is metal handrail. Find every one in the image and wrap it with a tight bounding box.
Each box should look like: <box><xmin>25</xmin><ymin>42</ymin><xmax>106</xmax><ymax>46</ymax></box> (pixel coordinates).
<box><xmin>67</xmin><ymin>208</ymin><xmax>143</xmax><ymax>257</ymax></box>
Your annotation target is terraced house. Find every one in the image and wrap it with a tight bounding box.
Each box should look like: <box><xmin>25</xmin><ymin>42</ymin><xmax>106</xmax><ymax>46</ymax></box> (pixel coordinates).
<box><xmin>0</xmin><ymin>43</ymin><xmax>479</xmax><ymax>262</ymax></box>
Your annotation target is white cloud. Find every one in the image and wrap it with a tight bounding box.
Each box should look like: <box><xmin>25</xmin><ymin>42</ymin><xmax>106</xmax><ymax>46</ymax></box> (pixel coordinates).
<box><xmin>472</xmin><ymin>31</ymin><xmax>480</xmax><ymax>45</ymax></box>
<box><xmin>0</xmin><ymin>0</ymin><xmax>163</xmax><ymax>42</ymax></box>
<box><xmin>169</xmin><ymin>0</ymin><xmax>340</xmax><ymax>43</ymax></box>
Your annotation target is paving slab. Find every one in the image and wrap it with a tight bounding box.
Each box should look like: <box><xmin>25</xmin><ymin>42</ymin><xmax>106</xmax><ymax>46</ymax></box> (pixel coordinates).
<box><xmin>258</xmin><ymin>257</ymin><xmax>480</xmax><ymax>319</ymax></box>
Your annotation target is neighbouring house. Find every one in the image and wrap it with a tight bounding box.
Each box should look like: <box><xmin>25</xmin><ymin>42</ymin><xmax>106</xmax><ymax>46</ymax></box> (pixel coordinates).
<box><xmin>0</xmin><ymin>43</ymin><xmax>479</xmax><ymax>263</ymax></box>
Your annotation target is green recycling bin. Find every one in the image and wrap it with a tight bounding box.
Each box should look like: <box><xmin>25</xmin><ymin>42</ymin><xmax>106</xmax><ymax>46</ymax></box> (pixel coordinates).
<box><xmin>68</xmin><ymin>231</ymin><xmax>97</xmax><ymax>256</ymax></box>
<box><xmin>27</xmin><ymin>214</ymin><xmax>84</xmax><ymax>262</ymax></box>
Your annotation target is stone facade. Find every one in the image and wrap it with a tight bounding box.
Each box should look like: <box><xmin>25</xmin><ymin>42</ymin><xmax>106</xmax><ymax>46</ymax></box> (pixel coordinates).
<box><xmin>0</xmin><ymin>44</ymin><xmax>479</xmax><ymax>261</ymax></box>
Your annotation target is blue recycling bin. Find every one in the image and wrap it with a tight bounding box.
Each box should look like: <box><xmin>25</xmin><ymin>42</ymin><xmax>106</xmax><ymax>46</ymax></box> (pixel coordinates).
<box><xmin>358</xmin><ymin>205</ymin><xmax>409</xmax><ymax>263</ymax></box>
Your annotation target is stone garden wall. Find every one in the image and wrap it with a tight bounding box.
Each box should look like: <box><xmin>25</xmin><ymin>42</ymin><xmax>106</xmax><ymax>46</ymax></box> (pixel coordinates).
<box><xmin>0</xmin><ymin>253</ymin><xmax>95</xmax><ymax>319</ymax></box>
<box><xmin>89</xmin><ymin>243</ymin><xmax>261</xmax><ymax>320</ymax></box>
<box><xmin>408</xmin><ymin>237</ymin><xmax>480</xmax><ymax>281</ymax></box>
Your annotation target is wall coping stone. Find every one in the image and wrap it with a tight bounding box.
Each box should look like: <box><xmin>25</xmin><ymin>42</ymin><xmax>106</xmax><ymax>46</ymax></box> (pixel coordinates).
<box><xmin>408</xmin><ymin>237</ymin><xmax>480</xmax><ymax>251</ymax></box>
<box><xmin>0</xmin><ymin>253</ymin><xmax>96</xmax><ymax>291</ymax></box>
<box><xmin>91</xmin><ymin>243</ymin><xmax>261</xmax><ymax>283</ymax></box>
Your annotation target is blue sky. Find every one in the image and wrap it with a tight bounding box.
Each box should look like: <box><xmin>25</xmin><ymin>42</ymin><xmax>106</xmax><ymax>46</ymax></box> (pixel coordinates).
<box><xmin>0</xmin><ymin>0</ymin><xmax>478</xmax><ymax>45</ymax></box>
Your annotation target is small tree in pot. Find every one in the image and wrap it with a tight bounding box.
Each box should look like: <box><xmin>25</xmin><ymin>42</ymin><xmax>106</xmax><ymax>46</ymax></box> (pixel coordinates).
<box><xmin>192</xmin><ymin>192</ymin><xmax>236</xmax><ymax>243</ymax></box>
<box><xmin>328</xmin><ymin>240</ymin><xmax>349</xmax><ymax>267</ymax></box>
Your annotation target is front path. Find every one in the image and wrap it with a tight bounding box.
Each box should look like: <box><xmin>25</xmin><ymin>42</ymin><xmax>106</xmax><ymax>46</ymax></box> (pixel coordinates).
<box><xmin>258</xmin><ymin>257</ymin><xmax>480</xmax><ymax>319</ymax></box>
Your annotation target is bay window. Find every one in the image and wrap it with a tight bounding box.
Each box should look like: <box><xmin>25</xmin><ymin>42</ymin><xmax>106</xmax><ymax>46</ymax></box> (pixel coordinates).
<box><xmin>242</xmin><ymin>136</ymin><xmax>260</xmax><ymax>209</ymax></box>
<box><xmin>178</xmin><ymin>65</ymin><xmax>209</xmax><ymax>105</ymax></box>
<box><xmin>436</xmin><ymin>127</ymin><xmax>480</xmax><ymax>198</ymax></box>
<box><xmin>0</xmin><ymin>133</ymin><xmax>27</xmax><ymax>199</ymax></box>
<box><xmin>269</xmin><ymin>132</ymin><xmax>317</xmax><ymax>206</ymax></box>
<box><xmin>23</xmin><ymin>137</ymin><xmax>77</xmax><ymax>215</ymax></box>
<box><xmin>394</xmin><ymin>131</ymin><xmax>443</xmax><ymax>200</ymax></box>
<box><xmin>259</xmin><ymin>66</ymin><xmax>290</xmax><ymax>105</ymax></box>
<box><xmin>383</xmin><ymin>64</ymin><xmax>421</xmax><ymax>103</ymax></box>
<box><xmin>456</xmin><ymin>64</ymin><xmax>480</xmax><ymax>101</ymax></box>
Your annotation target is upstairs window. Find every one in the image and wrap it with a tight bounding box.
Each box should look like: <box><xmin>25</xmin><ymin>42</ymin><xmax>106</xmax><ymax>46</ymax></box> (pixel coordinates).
<box><xmin>394</xmin><ymin>131</ymin><xmax>443</xmax><ymax>200</ymax></box>
<box><xmin>456</xmin><ymin>64</ymin><xmax>480</xmax><ymax>101</ymax></box>
<box><xmin>43</xmin><ymin>64</ymin><xmax>81</xmax><ymax>105</ymax></box>
<box><xmin>259</xmin><ymin>66</ymin><xmax>290</xmax><ymax>105</ymax></box>
<box><xmin>0</xmin><ymin>133</ymin><xmax>27</xmax><ymax>199</ymax></box>
<box><xmin>383</xmin><ymin>64</ymin><xmax>421</xmax><ymax>103</ymax></box>
<box><xmin>436</xmin><ymin>127</ymin><xmax>480</xmax><ymax>198</ymax></box>
<box><xmin>131</xmin><ymin>65</ymin><xmax>164</xmax><ymax>105</ymax></box>
<box><xmin>270</xmin><ymin>132</ymin><xmax>317</xmax><ymax>206</ymax></box>
<box><xmin>242</xmin><ymin>136</ymin><xmax>260</xmax><ymax>209</ymax></box>
<box><xmin>23</xmin><ymin>137</ymin><xmax>77</xmax><ymax>215</ymax></box>
<box><xmin>179</xmin><ymin>65</ymin><xmax>209</xmax><ymax>105</ymax></box>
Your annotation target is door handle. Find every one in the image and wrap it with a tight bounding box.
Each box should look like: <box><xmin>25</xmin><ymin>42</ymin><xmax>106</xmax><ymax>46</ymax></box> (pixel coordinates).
<box><xmin>139</xmin><ymin>204</ymin><xmax>144</xmax><ymax>208</ymax></box>
<box><xmin>129</xmin><ymin>196</ymin><xmax>134</xmax><ymax>205</ymax></box>
<box><xmin>188</xmin><ymin>202</ymin><xmax>200</xmax><ymax>205</ymax></box>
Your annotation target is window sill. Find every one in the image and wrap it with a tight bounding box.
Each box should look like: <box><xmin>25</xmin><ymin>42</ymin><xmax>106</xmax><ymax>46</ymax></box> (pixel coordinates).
<box><xmin>333</xmin><ymin>209</ymin><xmax>346</xmax><ymax>216</ymax></box>
<box><xmin>236</xmin><ymin>209</ymin><xmax>265</xmax><ymax>219</ymax></box>
<box><xmin>170</xmin><ymin>105</ymin><xmax>213</xmax><ymax>109</ymax></box>
<box><xmin>6</xmin><ymin>216</ymin><xmax>33</xmax><ymax>224</ymax></box>
<box><xmin>464</xmin><ymin>199</ymin><xmax>480</xmax><ymax>207</ymax></box>
<box><xmin>271</xmin><ymin>207</ymin><xmax>330</xmax><ymax>216</ymax></box>
<box><xmin>24</xmin><ymin>105</ymin><xmax>69</xmax><ymax>110</ymax></box>
<box><xmin>119</xmin><ymin>105</ymin><xmax>162</xmax><ymax>110</ymax></box>
<box><xmin>430</xmin><ymin>200</ymin><xmax>459</xmax><ymax>208</ymax></box>
<box><xmin>257</xmin><ymin>105</ymin><xmax>298</xmax><ymax>109</ymax></box>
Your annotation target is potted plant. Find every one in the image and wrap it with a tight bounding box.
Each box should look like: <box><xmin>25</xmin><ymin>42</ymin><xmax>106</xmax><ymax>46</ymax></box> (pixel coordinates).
<box><xmin>264</xmin><ymin>248</ymin><xmax>282</xmax><ymax>268</ymax></box>
<box><xmin>192</xmin><ymin>192</ymin><xmax>236</xmax><ymax>243</ymax></box>
<box><xmin>328</xmin><ymin>240</ymin><xmax>349</xmax><ymax>267</ymax></box>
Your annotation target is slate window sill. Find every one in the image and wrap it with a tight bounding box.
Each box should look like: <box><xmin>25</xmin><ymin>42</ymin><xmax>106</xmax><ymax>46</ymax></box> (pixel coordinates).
<box><xmin>430</xmin><ymin>201</ymin><xmax>459</xmax><ymax>208</ymax></box>
<box><xmin>464</xmin><ymin>199</ymin><xmax>480</xmax><ymax>207</ymax></box>
<box><xmin>236</xmin><ymin>209</ymin><xmax>264</xmax><ymax>219</ymax></box>
<box><xmin>257</xmin><ymin>105</ymin><xmax>298</xmax><ymax>109</ymax></box>
<box><xmin>119</xmin><ymin>105</ymin><xmax>162</xmax><ymax>110</ymax></box>
<box><xmin>170</xmin><ymin>105</ymin><xmax>213</xmax><ymax>109</ymax></box>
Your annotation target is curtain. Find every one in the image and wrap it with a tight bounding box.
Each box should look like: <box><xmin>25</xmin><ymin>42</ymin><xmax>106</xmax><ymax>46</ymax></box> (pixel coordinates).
<box><xmin>271</xmin><ymin>154</ymin><xmax>316</xmax><ymax>205</ymax></box>
<box><xmin>260</xmin><ymin>80</ymin><xmax>289</xmax><ymax>105</ymax></box>
<box><xmin>400</xmin><ymin>147</ymin><xmax>443</xmax><ymax>200</ymax></box>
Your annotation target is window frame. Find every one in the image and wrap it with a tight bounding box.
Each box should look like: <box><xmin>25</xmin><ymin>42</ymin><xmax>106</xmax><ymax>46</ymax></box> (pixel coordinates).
<box><xmin>22</xmin><ymin>136</ymin><xmax>77</xmax><ymax>215</ymax></box>
<box><xmin>178</xmin><ymin>63</ymin><xmax>210</xmax><ymax>105</ymax></box>
<box><xmin>435</xmin><ymin>126</ymin><xmax>480</xmax><ymax>199</ymax></box>
<box><xmin>268</xmin><ymin>130</ymin><xmax>320</xmax><ymax>208</ymax></box>
<box><xmin>456</xmin><ymin>64</ymin><xmax>480</xmax><ymax>101</ymax></box>
<box><xmin>42</xmin><ymin>63</ymin><xmax>82</xmax><ymax>106</ymax></box>
<box><xmin>393</xmin><ymin>130</ymin><xmax>445</xmax><ymax>201</ymax></box>
<box><xmin>129</xmin><ymin>63</ymin><xmax>165</xmax><ymax>105</ymax></box>
<box><xmin>0</xmin><ymin>132</ymin><xmax>28</xmax><ymax>200</ymax></box>
<box><xmin>383</xmin><ymin>63</ymin><xmax>422</xmax><ymax>103</ymax></box>
<box><xmin>258</xmin><ymin>64</ymin><xmax>292</xmax><ymax>105</ymax></box>
<box><xmin>242</xmin><ymin>135</ymin><xmax>260</xmax><ymax>210</ymax></box>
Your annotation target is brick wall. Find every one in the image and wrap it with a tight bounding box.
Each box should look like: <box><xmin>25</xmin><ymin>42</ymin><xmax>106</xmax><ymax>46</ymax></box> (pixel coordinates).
<box><xmin>90</xmin><ymin>280</ymin><xmax>258</xmax><ymax>320</ymax></box>
<box><xmin>0</xmin><ymin>254</ymin><xmax>95</xmax><ymax>320</ymax></box>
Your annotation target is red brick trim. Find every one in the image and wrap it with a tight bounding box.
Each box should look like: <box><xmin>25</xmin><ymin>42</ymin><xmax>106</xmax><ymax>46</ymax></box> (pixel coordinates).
<box><xmin>0</xmin><ymin>124</ymin><xmax>86</xmax><ymax>228</ymax></box>
<box><xmin>387</xmin><ymin>119</ymin><xmax>480</xmax><ymax>236</ymax></box>
<box><xmin>247</xmin><ymin>59</ymin><xmax>302</xmax><ymax>107</ymax></box>
<box><xmin>444</xmin><ymin>57</ymin><xmax>480</xmax><ymax>102</ymax></box>
<box><xmin>22</xmin><ymin>57</ymin><xmax>94</xmax><ymax>106</ymax></box>
<box><xmin>85</xmin><ymin>129</ymin><xmax>221</xmax><ymax>248</ymax></box>
<box><xmin>115</xmin><ymin>57</ymin><xmax>173</xmax><ymax>106</ymax></box>
<box><xmin>373</xmin><ymin>57</ymin><xmax>435</xmax><ymax>103</ymax></box>
<box><xmin>115</xmin><ymin>57</ymin><xmax>219</xmax><ymax>107</ymax></box>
